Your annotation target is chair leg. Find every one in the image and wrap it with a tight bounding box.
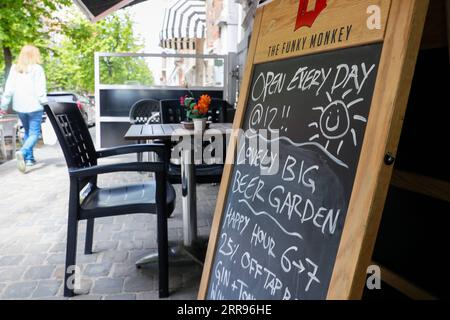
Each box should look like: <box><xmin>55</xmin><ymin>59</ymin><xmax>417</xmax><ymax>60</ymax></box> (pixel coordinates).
<box><xmin>156</xmin><ymin>172</ymin><xmax>169</xmax><ymax>298</ymax></box>
<box><xmin>85</xmin><ymin>218</ymin><xmax>94</xmax><ymax>254</ymax></box>
<box><xmin>157</xmin><ymin>212</ymin><xmax>169</xmax><ymax>298</ymax></box>
<box><xmin>64</xmin><ymin>184</ymin><xmax>79</xmax><ymax>297</ymax></box>
<box><xmin>64</xmin><ymin>213</ymin><xmax>78</xmax><ymax>297</ymax></box>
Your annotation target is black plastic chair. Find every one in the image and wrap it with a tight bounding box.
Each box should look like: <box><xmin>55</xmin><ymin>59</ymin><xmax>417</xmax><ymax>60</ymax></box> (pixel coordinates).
<box><xmin>129</xmin><ymin>99</ymin><xmax>161</xmax><ymax>124</ymax></box>
<box><xmin>160</xmin><ymin>99</ymin><xmax>186</xmax><ymax>124</ymax></box>
<box><xmin>207</xmin><ymin>98</ymin><xmax>229</xmax><ymax>123</ymax></box>
<box><xmin>44</xmin><ymin>102</ymin><xmax>175</xmax><ymax>298</ymax></box>
<box><xmin>160</xmin><ymin>99</ymin><xmax>229</xmax><ymax>184</ymax></box>
<box><xmin>129</xmin><ymin>99</ymin><xmax>161</xmax><ymax>162</ymax></box>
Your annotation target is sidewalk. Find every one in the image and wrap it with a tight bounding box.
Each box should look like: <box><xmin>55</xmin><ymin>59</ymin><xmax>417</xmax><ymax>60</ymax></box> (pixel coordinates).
<box><xmin>0</xmin><ymin>141</ymin><xmax>217</xmax><ymax>300</ymax></box>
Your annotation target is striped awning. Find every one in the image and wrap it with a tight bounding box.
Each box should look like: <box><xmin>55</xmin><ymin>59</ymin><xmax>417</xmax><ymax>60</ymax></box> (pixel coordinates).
<box><xmin>159</xmin><ymin>0</ymin><xmax>206</xmax><ymax>50</ymax></box>
<box><xmin>73</xmin><ymin>0</ymin><xmax>148</xmax><ymax>22</ymax></box>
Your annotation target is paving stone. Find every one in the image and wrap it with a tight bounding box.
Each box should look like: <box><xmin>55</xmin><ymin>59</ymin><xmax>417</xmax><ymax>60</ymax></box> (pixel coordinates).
<box><xmin>0</xmin><ymin>266</ymin><xmax>27</xmax><ymax>282</ymax></box>
<box><xmin>123</xmin><ymin>275</ymin><xmax>156</xmax><ymax>293</ymax></box>
<box><xmin>127</xmin><ymin>249</ymin><xmax>154</xmax><ymax>263</ymax></box>
<box><xmin>111</xmin><ymin>230</ymin><xmax>135</xmax><ymax>241</ymax></box>
<box><xmin>123</xmin><ymin>222</ymin><xmax>149</xmax><ymax>231</ymax></box>
<box><xmin>113</xmin><ymin>216</ymin><xmax>132</xmax><ymax>224</ymax></box>
<box><xmin>21</xmin><ymin>254</ymin><xmax>48</xmax><ymax>266</ymax></box>
<box><xmin>77</xmin><ymin>253</ymin><xmax>99</xmax><ymax>264</ymax></box>
<box><xmin>14</xmin><ymin>221</ymin><xmax>35</xmax><ymax>228</ymax></box>
<box><xmin>46</xmin><ymin>253</ymin><xmax>66</xmax><ymax>265</ymax></box>
<box><xmin>31</xmin><ymin>280</ymin><xmax>62</xmax><ymax>298</ymax></box>
<box><xmin>14</xmin><ymin>234</ymin><xmax>43</xmax><ymax>243</ymax></box>
<box><xmin>132</xmin><ymin>215</ymin><xmax>153</xmax><ymax>223</ymax></box>
<box><xmin>142</xmin><ymin>239</ymin><xmax>158</xmax><ymax>249</ymax></box>
<box><xmin>93</xmin><ymin>241</ymin><xmax>119</xmax><ymax>252</ymax></box>
<box><xmin>91</xmin><ymin>278</ymin><xmax>124</xmax><ymax>294</ymax></box>
<box><xmin>100</xmin><ymin>223</ymin><xmax>123</xmax><ymax>233</ymax></box>
<box><xmin>24</xmin><ymin>243</ymin><xmax>52</xmax><ymax>254</ymax></box>
<box><xmin>40</xmin><ymin>233</ymin><xmax>65</xmax><ymax>243</ymax></box>
<box><xmin>0</xmin><ymin>282</ymin><xmax>5</xmax><ymax>294</ymax></box>
<box><xmin>118</xmin><ymin>240</ymin><xmax>144</xmax><ymax>251</ymax></box>
<box><xmin>168</xmin><ymin>228</ymin><xmax>182</xmax><ymax>241</ymax></box>
<box><xmin>100</xmin><ymin>250</ymin><xmax>129</xmax><ymax>263</ymax></box>
<box><xmin>52</xmin><ymin>265</ymin><xmax>65</xmax><ymax>281</ymax></box>
<box><xmin>73</xmin><ymin>279</ymin><xmax>93</xmax><ymax>296</ymax></box>
<box><xmin>111</xmin><ymin>263</ymin><xmax>138</xmax><ymax>278</ymax></box>
<box><xmin>48</xmin><ymin>242</ymin><xmax>66</xmax><ymax>253</ymax></box>
<box><xmin>0</xmin><ymin>255</ymin><xmax>25</xmax><ymax>266</ymax></box>
<box><xmin>91</xmin><ymin>231</ymin><xmax>112</xmax><ymax>241</ymax></box>
<box><xmin>2</xmin><ymin>281</ymin><xmax>38</xmax><ymax>299</ymax></box>
<box><xmin>134</xmin><ymin>230</ymin><xmax>157</xmax><ymax>241</ymax></box>
<box><xmin>169</xmin><ymin>273</ymin><xmax>183</xmax><ymax>290</ymax></box>
<box><xmin>39</xmin><ymin>225</ymin><xmax>63</xmax><ymax>234</ymax></box>
<box><xmin>35</xmin><ymin>219</ymin><xmax>57</xmax><ymax>226</ymax></box>
<box><xmin>95</xmin><ymin>217</ymin><xmax>115</xmax><ymax>225</ymax></box>
<box><xmin>24</xmin><ymin>265</ymin><xmax>56</xmax><ymax>280</ymax></box>
<box><xmin>83</xmin><ymin>263</ymin><xmax>112</xmax><ymax>277</ymax></box>
<box><xmin>104</xmin><ymin>293</ymin><xmax>136</xmax><ymax>300</ymax></box>
<box><xmin>168</xmin><ymin>287</ymin><xmax>198</xmax><ymax>300</ymax></box>
<box><xmin>136</xmin><ymin>292</ymin><xmax>160</xmax><ymax>300</ymax></box>
<box><xmin>0</xmin><ymin>243</ymin><xmax>26</xmax><ymax>255</ymax></box>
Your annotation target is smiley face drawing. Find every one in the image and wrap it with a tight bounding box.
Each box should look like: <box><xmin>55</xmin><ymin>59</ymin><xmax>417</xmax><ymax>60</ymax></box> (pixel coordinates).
<box><xmin>319</xmin><ymin>100</ymin><xmax>350</xmax><ymax>140</ymax></box>
<box><xmin>309</xmin><ymin>90</ymin><xmax>367</xmax><ymax>159</ymax></box>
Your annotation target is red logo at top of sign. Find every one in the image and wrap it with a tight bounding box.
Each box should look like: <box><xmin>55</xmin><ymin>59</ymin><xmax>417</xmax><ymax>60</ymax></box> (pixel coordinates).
<box><xmin>295</xmin><ymin>0</ymin><xmax>328</xmax><ymax>31</ymax></box>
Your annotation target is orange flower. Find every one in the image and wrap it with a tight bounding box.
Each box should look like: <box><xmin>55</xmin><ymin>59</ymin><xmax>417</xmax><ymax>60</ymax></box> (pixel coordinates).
<box><xmin>199</xmin><ymin>94</ymin><xmax>211</xmax><ymax>107</ymax></box>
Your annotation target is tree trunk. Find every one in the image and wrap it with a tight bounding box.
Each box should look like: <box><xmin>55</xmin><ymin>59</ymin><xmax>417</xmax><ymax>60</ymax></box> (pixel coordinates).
<box><xmin>3</xmin><ymin>46</ymin><xmax>13</xmax><ymax>82</ymax></box>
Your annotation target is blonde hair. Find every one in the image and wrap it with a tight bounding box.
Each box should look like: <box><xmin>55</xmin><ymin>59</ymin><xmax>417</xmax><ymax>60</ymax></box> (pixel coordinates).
<box><xmin>16</xmin><ymin>45</ymin><xmax>42</xmax><ymax>73</ymax></box>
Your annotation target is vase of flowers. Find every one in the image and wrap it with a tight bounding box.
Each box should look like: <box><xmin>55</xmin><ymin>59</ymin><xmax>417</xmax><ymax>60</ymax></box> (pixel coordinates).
<box><xmin>180</xmin><ymin>94</ymin><xmax>211</xmax><ymax>133</ymax></box>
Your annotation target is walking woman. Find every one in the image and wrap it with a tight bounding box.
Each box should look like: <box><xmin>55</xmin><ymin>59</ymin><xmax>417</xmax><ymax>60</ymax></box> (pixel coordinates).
<box><xmin>0</xmin><ymin>45</ymin><xmax>47</xmax><ymax>173</ymax></box>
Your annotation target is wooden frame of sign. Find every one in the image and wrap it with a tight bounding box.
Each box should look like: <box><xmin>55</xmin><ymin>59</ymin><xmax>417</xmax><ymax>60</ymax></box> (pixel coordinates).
<box><xmin>199</xmin><ymin>0</ymin><xmax>430</xmax><ymax>300</ymax></box>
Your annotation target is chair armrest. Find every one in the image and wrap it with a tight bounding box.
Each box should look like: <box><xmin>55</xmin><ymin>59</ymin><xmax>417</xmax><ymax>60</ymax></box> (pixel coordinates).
<box><xmin>69</xmin><ymin>162</ymin><xmax>165</xmax><ymax>179</ymax></box>
<box><xmin>96</xmin><ymin>143</ymin><xmax>167</xmax><ymax>159</ymax></box>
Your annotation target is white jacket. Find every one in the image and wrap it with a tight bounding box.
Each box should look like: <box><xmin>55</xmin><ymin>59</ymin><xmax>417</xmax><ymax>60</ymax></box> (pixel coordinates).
<box><xmin>0</xmin><ymin>64</ymin><xmax>48</xmax><ymax>113</ymax></box>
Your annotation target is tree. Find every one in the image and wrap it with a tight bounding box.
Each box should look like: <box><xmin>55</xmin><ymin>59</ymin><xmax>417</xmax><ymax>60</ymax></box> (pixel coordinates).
<box><xmin>0</xmin><ymin>0</ymin><xmax>71</xmax><ymax>81</ymax></box>
<box><xmin>46</xmin><ymin>11</ymin><xmax>154</xmax><ymax>93</ymax></box>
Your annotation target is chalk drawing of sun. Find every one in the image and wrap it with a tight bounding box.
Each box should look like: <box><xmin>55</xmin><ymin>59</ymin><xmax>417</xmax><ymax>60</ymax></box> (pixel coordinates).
<box><xmin>309</xmin><ymin>89</ymin><xmax>367</xmax><ymax>158</ymax></box>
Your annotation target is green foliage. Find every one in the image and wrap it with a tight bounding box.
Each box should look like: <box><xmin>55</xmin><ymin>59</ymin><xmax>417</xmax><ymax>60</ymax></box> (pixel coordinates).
<box><xmin>0</xmin><ymin>2</ymin><xmax>153</xmax><ymax>93</ymax></box>
<box><xmin>46</xmin><ymin>11</ymin><xmax>154</xmax><ymax>93</ymax></box>
<box><xmin>0</xmin><ymin>0</ymin><xmax>71</xmax><ymax>51</ymax></box>
<box><xmin>0</xmin><ymin>0</ymin><xmax>71</xmax><ymax>83</ymax></box>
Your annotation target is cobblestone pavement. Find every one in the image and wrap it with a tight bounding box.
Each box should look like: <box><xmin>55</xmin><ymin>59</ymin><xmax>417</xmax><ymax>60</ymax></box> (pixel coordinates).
<box><xmin>0</xmin><ymin>137</ymin><xmax>218</xmax><ymax>300</ymax></box>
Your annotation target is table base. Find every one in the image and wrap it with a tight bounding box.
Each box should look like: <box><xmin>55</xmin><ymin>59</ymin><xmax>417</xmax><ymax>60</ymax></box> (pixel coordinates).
<box><xmin>135</xmin><ymin>239</ymin><xmax>208</xmax><ymax>268</ymax></box>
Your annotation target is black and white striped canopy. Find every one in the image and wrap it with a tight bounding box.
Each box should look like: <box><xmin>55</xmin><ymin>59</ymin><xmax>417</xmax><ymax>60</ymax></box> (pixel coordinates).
<box><xmin>159</xmin><ymin>0</ymin><xmax>207</xmax><ymax>50</ymax></box>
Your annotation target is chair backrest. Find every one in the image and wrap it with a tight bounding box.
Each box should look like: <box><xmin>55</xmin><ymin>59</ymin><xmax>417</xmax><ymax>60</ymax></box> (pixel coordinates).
<box><xmin>208</xmin><ymin>99</ymin><xmax>229</xmax><ymax>123</ymax></box>
<box><xmin>44</xmin><ymin>103</ymin><xmax>97</xmax><ymax>170</ymax></box>
<box><xmin>129</xmin><ymin>99</ymin><xmax>160</xmax><ymax>124</ymax></box>
<box><xmin>160</xmin><ymin>99</ymin><xmax>186</xmax><ymax>124</ymax></box>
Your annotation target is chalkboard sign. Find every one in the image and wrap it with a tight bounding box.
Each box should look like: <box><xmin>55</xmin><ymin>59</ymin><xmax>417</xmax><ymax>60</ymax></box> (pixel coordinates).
<box><xmin>199</xmin><ymin>0</ymin><xmax>429</xmax><ymax>300</ymax></box>
<box><xmin>206</xmin><ymin>44</ymin><xmax>382</xmax><ymax>300</ymax></box>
